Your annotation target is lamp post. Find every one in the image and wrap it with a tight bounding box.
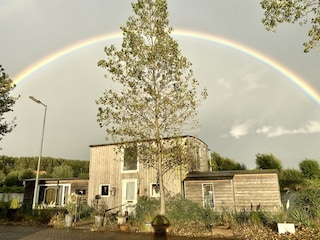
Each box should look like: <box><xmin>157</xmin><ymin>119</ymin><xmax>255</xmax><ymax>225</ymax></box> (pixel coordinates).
<box><xmin>30</xmin><ymin>96</ymin><xmax>47</xmax><ymax>210</ymax></box>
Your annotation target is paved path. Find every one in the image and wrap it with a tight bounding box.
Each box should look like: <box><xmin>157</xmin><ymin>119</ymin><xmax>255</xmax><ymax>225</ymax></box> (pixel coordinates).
<box><xmin>0</xmin><ymin>225</ymin><xmax>215</xmax><ymax>240</ymax></box>
<box><xmin>0</xmin><ymin>225</ymin><xmax>154</xmax><ymax>240</ymax></box>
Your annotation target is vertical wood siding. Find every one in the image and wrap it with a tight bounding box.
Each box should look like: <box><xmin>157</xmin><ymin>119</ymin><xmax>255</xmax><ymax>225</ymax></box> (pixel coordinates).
<box><xmin>88</xmin><ymin>136</ymin><xmax>210</xmax><ymax>212</ymax></box>
<box><xmin>184</xmin><ymin>172</ymin><xmax>281</xmax><ymax>212</ymax></box>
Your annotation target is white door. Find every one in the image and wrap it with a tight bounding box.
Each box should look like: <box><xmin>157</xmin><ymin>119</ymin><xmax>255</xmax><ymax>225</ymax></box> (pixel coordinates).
<box><xmin>121</xmin><ymin>179</ymin><xmax>138</xmax><ymax>216</ymax></box>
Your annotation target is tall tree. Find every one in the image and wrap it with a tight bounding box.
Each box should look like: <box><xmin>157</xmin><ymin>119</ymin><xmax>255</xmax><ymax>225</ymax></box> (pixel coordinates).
<box><xmin>299</xmin><ymin>159</ymin><xmax>320</xmax><ymax>179</ymax></box>
<box><xmin>260</xmin><ymin>0</ymin><xmax>320</xmax><ymax>52</ymax></box>
<box><xmin>210</xmin><ymin>152</ymin><xmax>246</xmax><ymax>171</ymax></box>
<box><xmin>256</xmin><ymin>153</ymin><xmax>282</xmax><ymax>172</ymax></box>
<box><xmin>97</xmin><ymin>0</ymin><xmax>206</xmax><ymax>215</ymax></box>
<box><xmin>0</xmin><ymin>65</ymin><xmax>19</xmax><ymax>143</ymax></box>
<box><xmin>51</xmin><ymin>165</ymin><xmax>74</xmax><ymax>178</ymax></box>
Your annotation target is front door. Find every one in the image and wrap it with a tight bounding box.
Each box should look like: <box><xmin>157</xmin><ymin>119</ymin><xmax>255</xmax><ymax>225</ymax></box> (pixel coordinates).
<box><xmin>121</xmin><ymin>179</ymin><xmax>137</xmax><ymax>216</ymax></box>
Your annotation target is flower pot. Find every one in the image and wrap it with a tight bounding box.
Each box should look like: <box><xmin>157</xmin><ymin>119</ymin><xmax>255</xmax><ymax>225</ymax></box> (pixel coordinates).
<box><xmin>65</xmin><ymin>214</ymin><xmax>74</xmax><ymax>228</ymax></box>
<box><xmin>117</xmin><ymin>216</ymin><xmax>127</xmax><ymax>225</ymax></box>
<box><xmin>94</xmin><ymin>215</ymin><xmax>104</xmax><ymax>227</ymax></box>
<box><xmin>119</xmin><ymin>224</ymin><xmax>129</xmax><ymax>231</ymax></box>
<box><xmin>151</xmin><ymin>215</ymin><xmax>170</xmax><ymax>236</ymax></box>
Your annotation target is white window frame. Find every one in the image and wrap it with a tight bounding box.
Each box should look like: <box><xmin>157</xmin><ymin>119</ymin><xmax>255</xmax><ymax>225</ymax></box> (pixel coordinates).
<box><xmin>202</xmin><ymin>183</ymin><xmax>214</xmax><ymax>209</ymax></box>
<box><xmin>38</xmin><ymin>183</ymin><xmax>71</xmax><ymax>207</ymax></box>
<box><xmin>100</xmin><ymin>184</ymin><xmax>110</xmax><ymax>197</ymax></box>
<box><xmin>150</xmin><ymin>183</ymin><xmax>160</xmax><ymax>198</ymax></box>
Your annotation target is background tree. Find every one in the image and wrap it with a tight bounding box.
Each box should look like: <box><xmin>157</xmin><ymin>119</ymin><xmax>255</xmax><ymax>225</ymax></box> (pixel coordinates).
<box><xmin>19</xmin><ymin>169</ymin><xmax>36</xmax><ymax>180</ymax></box>
<box><xmin>4</xmin><ymin>172</ymin><xmax>21</xmax><ymax>187</ymax></box>
<box><xmin>260</xmin><ymin>0</ymin><xmax>320</xmax><ymax>52</ymax></box>
<box><xmin>51</xmin><ymin>165</ymin><xmax>74</xmax><ymax>178</ymax></box>
<box><xmin>256</xmin><ymin>153</ymin><xmax>282</xmax><ymax>172</ymax></box>
<box><xmin>0</xmin><ymin>65</ymin><xmax>19</xmax><ymax>143</ymax></box>
<box><xmin>210</xmin><ymin>152</ymin><xmax>246</xmax><ymax>171</ymax></box>
<box><xmin>299</xmin><ymin>159</ymin><xmax>320</xmax><ymax>179</ymax></box>
<box><xmin>97</xmin><ymin>0</ymin><xmax>206</xmax><ymax>215</ymax></box>
<box><xmin>279</xmin><ymin>168</ymin><xmax>304</xmax><ymax>191</ymax></box>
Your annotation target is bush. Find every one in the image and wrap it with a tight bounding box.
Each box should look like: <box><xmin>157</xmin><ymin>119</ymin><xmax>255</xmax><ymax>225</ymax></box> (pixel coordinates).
<box><xmin>4</xmin><ymin>173</ymin><xmax>21</xmax><ymax>187</ymax></box>
<box><xmin>291</xmin><ymin>188</ymin><xmax>320</xmax><ymax>223</ymax></box>
<box><xmin>133</xmin><ymin>196</ymin><xmax>159</xmax><ymax>223</ymax></box>
<box><xmin>0</xmin><ymin>186</ymin><xmax>24</xmax><ymax>193</ymax></box>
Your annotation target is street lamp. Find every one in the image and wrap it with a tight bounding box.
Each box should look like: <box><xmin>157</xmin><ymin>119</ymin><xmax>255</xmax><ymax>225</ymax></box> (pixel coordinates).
<box><xmin>29</xmin><ymin>96</ymin><xmax>47</xmax><ymax>209</ymax></box>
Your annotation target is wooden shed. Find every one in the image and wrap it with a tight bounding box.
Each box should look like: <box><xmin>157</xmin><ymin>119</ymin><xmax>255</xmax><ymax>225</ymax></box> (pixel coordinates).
<box><xmin>183</xmin><ymin>170</ymin><xmax>281</xmax><ymax>212</ymax></box>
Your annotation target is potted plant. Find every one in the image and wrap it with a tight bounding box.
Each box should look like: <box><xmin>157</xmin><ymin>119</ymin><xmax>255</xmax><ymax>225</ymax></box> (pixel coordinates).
<box><xmin>64</xmin><ymin>201</ymin><xmax>76</xmax><ymax>228</ymax></box>
<box><xmin>94</xmin><ymin>210</ymin><xmax>104</xmax><ymax>227</ymax></box>
<box><xmin>64</xmin><ymin>193</ymin><xmax>78</xmax><ymax>228</ymax></box>
<box><xmin>151</xmin><ymin>215</ymin><xmax>170</xmax><ymax>236</ymax></box>
<box><xmin>94</xmin><ymin>202</ymin><xmax>106</xmax><ymax>227</ymax></box>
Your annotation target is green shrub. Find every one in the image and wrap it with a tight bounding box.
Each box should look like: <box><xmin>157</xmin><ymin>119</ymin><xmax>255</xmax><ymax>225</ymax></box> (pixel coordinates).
<box><xmin>294</xmin><ymin>188</ymin><xmax>320</xmax><ymax>221</ymax></box>
<box><xmin>4</xmin><ymin>173</ymin><xmax>21</xmax><ymax>187</ymax></box>
<box><xmin>0</xmin><ymin>186</ymin><xmax>24</xmax><ymax>193</ymax></box>
<box><xmin>133</xmin><ymin>196</ymin><xmax>159</xmax><ymax>223</ymax></box>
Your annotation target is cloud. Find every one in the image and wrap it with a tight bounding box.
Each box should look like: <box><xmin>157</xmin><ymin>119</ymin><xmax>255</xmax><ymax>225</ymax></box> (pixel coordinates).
<box><xmin>243</xmin><ymin>72</ymin><xmax>267</xmax><ymax>91</ymax></box>
<box><xmin>256</xmin><ymin>121</ymin><xmax>320</xmax><ymax>137</ymax></box>
<box><xmin>215</xmin><ymin>78</ymin><xmax>233</xmax><ymax>97</ymax></box>
<box><xmin>229</xmin><ymin>120</ymin><xmax>253</xmax><ymax>139</ymax></box>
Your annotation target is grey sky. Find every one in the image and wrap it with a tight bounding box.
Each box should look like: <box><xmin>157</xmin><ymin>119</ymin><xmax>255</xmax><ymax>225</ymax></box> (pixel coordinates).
<box><xmin>1</xmin><ymin>0</ymin><xmax>319</xmax><ymax>169</ymax></box>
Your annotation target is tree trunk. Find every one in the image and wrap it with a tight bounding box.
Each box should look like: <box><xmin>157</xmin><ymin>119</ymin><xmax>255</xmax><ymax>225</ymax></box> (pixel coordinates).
<box><xmin>157</xmin><ymin>141</ymin><xmax>166</xmax><ymax>215</ymax></box>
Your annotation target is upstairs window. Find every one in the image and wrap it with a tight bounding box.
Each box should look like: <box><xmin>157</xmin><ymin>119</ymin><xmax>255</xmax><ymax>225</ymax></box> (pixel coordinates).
<box><xmin>122</xmin><ymin>145</ymin><xmax>138</xmax><ymax>172</ymax></box>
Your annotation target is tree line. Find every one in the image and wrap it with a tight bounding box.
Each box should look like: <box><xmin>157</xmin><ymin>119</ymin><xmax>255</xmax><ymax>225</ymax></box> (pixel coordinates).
<box><xmin>0</xmin><ymin>155</ymin><xmax>89</xmax><ymax>189</ymax></box>
<box><xmin>211</xmin><ymin>151</ymin><xmax>320</xmax><ymax>192</ymax></box>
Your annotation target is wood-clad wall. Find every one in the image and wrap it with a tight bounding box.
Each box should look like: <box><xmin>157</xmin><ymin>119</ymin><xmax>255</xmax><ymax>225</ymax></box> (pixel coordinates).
<box><xmin>233</xmin><ymin>173</ymin><xmax>281</xmax><ymax>211</ymax></box>
<box><xmin>213</xmin><ymin>180</ymin><xmax>234</xmax><ymax>210</ymax></box>
<box><xmin>88</xmin><ymin>145</ymin><xmax>122</xmax><ymax>211</ymax></box>
<box><xmin>184</xmin><ymin>179</ymin><xmax>234</xmax><ymax>209</ymax></box>
<box><xmin>88</xmin><ymin>136</ymin><xmax>210</xmax><ymax>212</ymax></box>
<box><xmin>184</xmin><ymin>172</ymin><xmax>281</xmax><ymax>212</ymax></box>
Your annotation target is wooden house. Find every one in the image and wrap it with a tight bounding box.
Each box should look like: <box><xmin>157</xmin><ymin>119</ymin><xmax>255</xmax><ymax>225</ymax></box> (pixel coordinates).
<box><xmin>183</xmin><ymin>170</ymin><xmax>282</xmax><ymax>212</ymax></box>
<box><xmin>23</xmin><ymin>178</ymin><xmax>88</xmax><ymax>208</ymax></box>
<box><xmin>88</xmin><ymin>135</ymin><xmax>211</xmax><ymax>215</ymax></box>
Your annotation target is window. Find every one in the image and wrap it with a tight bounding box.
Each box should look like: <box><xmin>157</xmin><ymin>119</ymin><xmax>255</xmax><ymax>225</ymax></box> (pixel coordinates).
<box><xmin>125</xmin><ymin>181</ymin><xmax>135</xmax><ymax>201</ymax></box>
<box><xmin>122</xmin><ymin>145</ymin><xmax>138</xmax><ymax>172</ymax></box>
<box><xmin>150</xmin><ymin>183</ymin><xmax>160</xmax><ymax>198</ymax></box>
<box><xmin>100</xmin><ymin>184</ymin><xmax>110</xmax><ymax>197</ymax></box>
<box><xmin>38</xmin><ymin>183</ymin><xmax>70</xmax><ymax>207</ymax></box>
<box><xmin>202</xmin><ymin>183</ymin><xmax>214</xmax><ymax>208</ymax></box>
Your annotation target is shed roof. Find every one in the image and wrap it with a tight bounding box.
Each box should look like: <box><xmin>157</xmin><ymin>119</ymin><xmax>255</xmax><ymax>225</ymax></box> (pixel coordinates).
<box><xmin>184</xmin><ymin>169</ymin><xmax>279</xmax><ymax>181</ymax></box>
<box><xmin>89</xmin><ymin>135</ymin><xmax>209</xmax><ymax>148</ymax></box>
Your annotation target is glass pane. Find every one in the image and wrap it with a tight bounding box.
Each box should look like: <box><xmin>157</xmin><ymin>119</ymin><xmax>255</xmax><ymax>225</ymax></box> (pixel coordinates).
<box><xmin>124</xmin><ymin>146</ymin><xmax>138</xmax><ymax>171</ymax></box>
<box><xmin>126</xmin><ymin>182</ymin><xmax>135</xmax><ymax>201</ymax></box>
<box><xmin>45</xmin><ymin>188</ymin><xmax>56</xmax><ymax>204</ymax></box>
<box><xmin>203</xmin><ymin>184</ymin><xmax>214</xmax><ymax>208</ymax></box>
<box><xmin>101</xmin><ymin>185</ymin><xmax>109</xmax><ymax>196</ymax></box>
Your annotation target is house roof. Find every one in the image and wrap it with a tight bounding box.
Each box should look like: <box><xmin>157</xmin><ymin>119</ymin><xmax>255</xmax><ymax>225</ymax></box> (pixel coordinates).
<box><xmin>89</xmin><ymin>135</ymin><xmax>209</xmax><ymax>149</ymax></box>
<box><xmin>184</xmin><ymin>169</ymin><xmax>279</xmax><ymax>181</ymax></box>
<box><xmin>23</xmin><ymin>177</ymin><xmax>88</xmax><ymax>182</ymax></box>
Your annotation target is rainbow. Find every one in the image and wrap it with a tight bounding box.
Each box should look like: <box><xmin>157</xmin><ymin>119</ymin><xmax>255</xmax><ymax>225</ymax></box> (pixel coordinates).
<box><xmin>13</xmin><ymin>29</ymin><xmax>320</xmax><ymax>105</ymax></box>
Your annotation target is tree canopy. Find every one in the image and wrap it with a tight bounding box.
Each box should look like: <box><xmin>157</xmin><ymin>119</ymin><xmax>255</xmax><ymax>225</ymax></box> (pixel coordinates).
<box><xmin>260</xmin><ymin>0</ymin><xmax>320</xmax><ymax>52</ymax></box>
<box><xmin>256</xmin><ymin>153</ymin><xmax>282</xmax><ymax>172</ymax></box>
<box><xmin>210</xmin><ymin>152</ymin><xmax>246</xmax><ymax>171</ymax></box>
<box><xmin>0</xmin><ymin>65</ymin><xmax>19</xmax><ymax>143</ymax></box>
<box><xmin>97</xmin><ymin>0</ymin><xmax>206</xmax><ymax>215</ymax></box>
<box><xmin>299</xmin><ymin>159</ymin><xmax>320</xmax><ymax>179</ymax></box>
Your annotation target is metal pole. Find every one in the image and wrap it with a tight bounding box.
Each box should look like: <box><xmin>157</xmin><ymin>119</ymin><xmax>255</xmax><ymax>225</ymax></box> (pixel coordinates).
<box><xmin>30</xmin><ymin>96</ymin><xmax>47</xmax><ymax>210</ymax></box>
